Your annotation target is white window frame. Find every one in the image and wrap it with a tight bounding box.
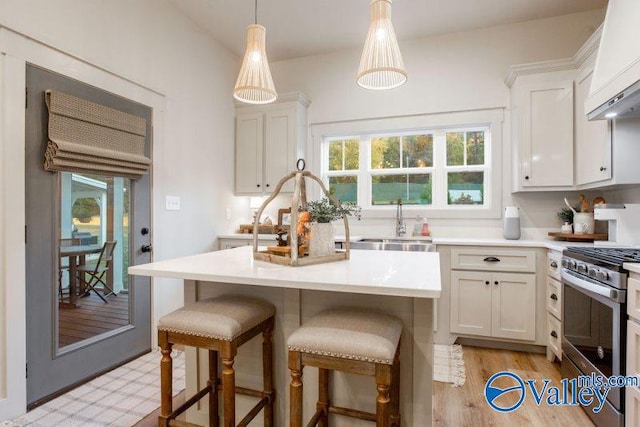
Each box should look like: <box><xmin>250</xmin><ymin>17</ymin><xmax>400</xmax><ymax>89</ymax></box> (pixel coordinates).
<box><xmin>310</xmin><ymin>108</ymin><xmax>504</xmax><ymax>219</ymax></box>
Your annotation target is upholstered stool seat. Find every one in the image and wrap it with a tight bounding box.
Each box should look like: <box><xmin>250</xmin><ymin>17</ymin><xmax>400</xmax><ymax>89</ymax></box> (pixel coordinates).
<box><xmin>288</xmin><ymin>308</ymin><xmax>402</xmax><ymax>427</ymax></box>
<box><xmin>158</xmin><ymin>295</ymin><xmax>275</xmax><ymax>427</ymax></box>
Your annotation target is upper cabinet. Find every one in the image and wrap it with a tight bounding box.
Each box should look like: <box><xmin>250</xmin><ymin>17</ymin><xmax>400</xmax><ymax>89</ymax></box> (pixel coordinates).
<box><xmin>575</xmin><ymin>51</ymin><xmax>612</xmax><ymax>187</ymax></box>
<box><xmin>506</xmin><ymin>27</ymin><xmax>640</xmax><ymax>192</ymax></box>
<box><xmin>508</xmin><ymin>69</ymin><xmax>575</xmax><ymax>191</ymax></box>
<box><xmin>235</xmin><ymin>93</ymin><xmax>310</xmax><ymax>195</ymax></box>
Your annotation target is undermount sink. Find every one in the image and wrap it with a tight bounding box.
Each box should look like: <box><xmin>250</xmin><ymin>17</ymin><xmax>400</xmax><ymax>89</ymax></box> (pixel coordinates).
<box><xmin>349</xmin><ymin>238</ymin><xmax>434</xmax><ymax>252</ymax></box>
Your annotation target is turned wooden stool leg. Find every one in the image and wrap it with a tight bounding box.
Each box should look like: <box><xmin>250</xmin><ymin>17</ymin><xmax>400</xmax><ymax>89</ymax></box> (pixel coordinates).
<box><xmin>222</xmin><ymin>357</ymin><xmax>235</xmax><ymax>427</ymax></box>
<box><xmin>289</xmin><ymin>351</ymin><xmax>303</xmax><ymax>427</ymax></box>
<box><xmin>263</xmin><ymin>319</ymin><xmax>275</xmax><ymax>427</ymax></box>
<box><xmin>318</xmin><ymin>368</ymin><xmax>330</xmax><ymax>427</ymax></box>
<box><xmin>390</xmin><ymin>352</ymin><xmax>401</xmax><ymax>427</ymax></box>
<box><xmin>209</xmin><ymin>350</ymin><xmax>219</xmax><ymax>427</ymax></box>
<box><xmin>375</xmin><ymin>364</ymin><xmax>391</xmax><ymax>427</ymax></box>
<box><xmin>158</xmin><ymin>332</ymin><xmax>173</xmax><ymax>427</ymax></box>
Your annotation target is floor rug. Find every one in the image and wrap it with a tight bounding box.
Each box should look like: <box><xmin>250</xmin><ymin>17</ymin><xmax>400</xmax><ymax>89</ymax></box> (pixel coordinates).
<box><xmin>433</xmin><ymin>344</ymin><xmax>466</xmax><ymax>387</ymax></box>
<box><xmin>2</xmin><ymin>350</ymin><xmax>185</xmax><ymax>427</ymax></box>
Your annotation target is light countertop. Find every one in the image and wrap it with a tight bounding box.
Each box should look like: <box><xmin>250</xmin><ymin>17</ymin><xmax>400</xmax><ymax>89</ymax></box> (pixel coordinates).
<box><xmin>218</xmin><ymin>234</ymin><xmax>363</xmax><ymax>243</ymax></box>
<box><xmin>626</xmin><ymin>263</ymin><xmax>640</xmax><ymax>274</ymax></box>
<box><xmin>129</xmin><ymin>246</ymin><xmax>441</xmax><ymax>298</ymax></box>
<box><xmin>219</xmin><ymin>233</ymin><xmax>597</xmax><ymax>252</ymax></box>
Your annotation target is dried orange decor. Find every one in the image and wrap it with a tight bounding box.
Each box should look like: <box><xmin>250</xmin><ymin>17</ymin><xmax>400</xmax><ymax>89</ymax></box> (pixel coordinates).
<box><xmin>252</xmin><ymin>159</ymin><xmax>350</xmax><ymax>266</ymax></box>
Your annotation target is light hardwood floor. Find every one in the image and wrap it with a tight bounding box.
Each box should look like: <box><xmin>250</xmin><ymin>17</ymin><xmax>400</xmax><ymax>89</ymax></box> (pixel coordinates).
<box><xmin>433</xmin><ymin>346</ymin><xmax>595</xmax><ymax>426</ymax></box>
<box><xmin>136</xmin><ymin>346</ymin><xmax>595</xmax><ymax>426</ymax></box>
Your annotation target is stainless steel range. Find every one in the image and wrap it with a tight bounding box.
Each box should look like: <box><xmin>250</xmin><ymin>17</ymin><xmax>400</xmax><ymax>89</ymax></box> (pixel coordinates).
<box><xmin>561</xmin><ymin>247</ymin><xmax>640</xmax><ymax>427</ymax></box>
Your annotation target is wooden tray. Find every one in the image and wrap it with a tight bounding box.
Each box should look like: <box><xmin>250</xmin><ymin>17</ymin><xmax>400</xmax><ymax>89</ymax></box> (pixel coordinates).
<box><xmin>547</xmin><ymin>232</ymin><xmax>608</xmax><ymax>242</ymax></box>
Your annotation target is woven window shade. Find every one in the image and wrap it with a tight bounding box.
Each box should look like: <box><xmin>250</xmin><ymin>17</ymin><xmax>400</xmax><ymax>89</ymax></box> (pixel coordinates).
<box><xmin>43</xmin><ymin>90</ymin><xmax>151</xmax><ymax>179</ymax></box>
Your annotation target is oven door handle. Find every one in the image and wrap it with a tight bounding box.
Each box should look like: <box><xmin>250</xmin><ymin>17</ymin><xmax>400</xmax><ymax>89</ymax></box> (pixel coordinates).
<box><xmin>561</xmin><ymin>269</ymin><xmax>624</xmax><ymax>303</ymax></box>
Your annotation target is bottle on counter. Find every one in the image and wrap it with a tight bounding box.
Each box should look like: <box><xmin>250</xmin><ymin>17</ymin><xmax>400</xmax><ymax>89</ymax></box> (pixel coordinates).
<box><xmin>503</xmin><ymin>206</ymin><xmax>521</xmax><ymax>240</ymax></box>
<box><xmin>413</xmin><ymin>215</ymin><xmax>423</xmax><ymax>237</ymax></box>
<box><xmin>421</xmin><ymin>218</ymin><xmax>430</xmax><ymax>236</ymax></box>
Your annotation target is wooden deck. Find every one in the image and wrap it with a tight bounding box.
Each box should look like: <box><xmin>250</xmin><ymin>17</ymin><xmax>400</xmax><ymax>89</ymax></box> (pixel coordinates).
<box><xmin>59</xmin><ymin>292</ymin><xmax>130</xmax><ymax>347</ymax></box>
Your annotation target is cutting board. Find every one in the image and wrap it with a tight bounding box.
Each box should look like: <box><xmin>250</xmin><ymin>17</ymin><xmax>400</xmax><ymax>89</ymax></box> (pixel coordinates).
<box><xmin>547</xmin><ymin>232</ymin><xmax>608</xmax><ymax>242</ymax></box>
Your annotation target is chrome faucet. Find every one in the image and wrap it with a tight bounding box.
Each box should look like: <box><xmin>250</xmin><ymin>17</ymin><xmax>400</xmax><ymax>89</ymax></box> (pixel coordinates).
<box><xmin>395</xmin><ymin>198</ymin><xmax>406</xmax><ymax>237</ymax></box>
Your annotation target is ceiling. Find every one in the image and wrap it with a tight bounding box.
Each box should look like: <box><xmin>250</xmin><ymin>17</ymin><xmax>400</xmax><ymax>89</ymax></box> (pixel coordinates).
<box><xmin>167</xmin><ymin>0</ymin><xmax>607</xmax><ymax>62</ymax></box>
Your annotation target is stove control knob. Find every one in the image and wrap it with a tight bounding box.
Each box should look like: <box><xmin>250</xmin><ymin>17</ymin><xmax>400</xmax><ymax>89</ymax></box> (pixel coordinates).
<box><xmin>577</xmin><ymin>264</ymin><xmax>588</xmax><ymax>273</ymax></box>
<box><xmin>588</xmin><ymin>267</ymin><xmax>598</xmax><ymax>278</ymax></box>
<box><xmin>596</xmin><ymin>270</ymin><xmax>610</xmax><ymax>281</ymax></box>
<box><xmin>569</xmin><ymin>260</ymin><xmax>577</xmax><ymax>269</ymax></box>
<box><xmin>561</xmin><ymin>259</ymin><xmax>569</xmax><ymax>268</ymax></box>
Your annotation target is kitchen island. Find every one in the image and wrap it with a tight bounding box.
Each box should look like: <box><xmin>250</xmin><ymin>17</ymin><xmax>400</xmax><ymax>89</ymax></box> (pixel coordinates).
<box><xmin>129</xmin><ymin>246</ymin><xmax>441</xmax><ymax>426</ymax></box>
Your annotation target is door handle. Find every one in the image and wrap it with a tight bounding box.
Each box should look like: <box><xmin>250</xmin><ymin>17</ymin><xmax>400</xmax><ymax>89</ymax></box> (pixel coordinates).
<box><xmin>141</xmin><ymin>244</ymin><xmax>152</xmax><ymax>253</ymax></box>
<box><xmin>483</xmin><ymin>257</ymin><xmax>501</xmax><ymax>263</ymax></box>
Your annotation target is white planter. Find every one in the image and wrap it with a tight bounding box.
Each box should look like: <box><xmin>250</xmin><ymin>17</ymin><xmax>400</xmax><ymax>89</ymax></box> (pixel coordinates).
<box><xmin>573</xmin><ymin>212</ymin><xmax>595</xmax><ymax>234</ymax></box>
<box><xmin>309</xmin><ymin>222</ymin><xmax>335</xmax><ymax>257</ymax></box>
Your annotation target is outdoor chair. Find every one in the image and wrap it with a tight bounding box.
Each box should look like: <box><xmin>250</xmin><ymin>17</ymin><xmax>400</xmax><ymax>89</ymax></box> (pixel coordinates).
<box><xmin>76</xmin><ymin>241</ymin><xmax>117</xmax><ymax>303</ymax></box>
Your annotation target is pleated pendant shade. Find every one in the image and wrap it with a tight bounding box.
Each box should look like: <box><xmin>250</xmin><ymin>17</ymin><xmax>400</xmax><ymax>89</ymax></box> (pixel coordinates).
<box><xmin>233</xmin><ymin>24</ymin><xmax>277</xmax><ymax>104</ymax></box>
<box><xmin>357</xmin><ymin>0</ymin><xmax>407</xmax><ymax>90</ymax></box>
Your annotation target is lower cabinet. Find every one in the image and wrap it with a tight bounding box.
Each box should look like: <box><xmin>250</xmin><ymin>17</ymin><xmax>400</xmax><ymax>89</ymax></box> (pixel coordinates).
<box><xmin>450</xmin><ymin>270</ymin><xmax>536</xmax><ymax>341</ymax></box>
<box><xmin>218</xmin><ymin>237</ymin><xmax>274</xmax><ymax>250</ymax></box>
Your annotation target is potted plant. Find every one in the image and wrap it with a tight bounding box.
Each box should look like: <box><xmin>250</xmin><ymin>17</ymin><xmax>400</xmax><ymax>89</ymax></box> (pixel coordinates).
<box><xmin>303</xmin><ymin>197</ymin><xmax>361</xmax><ymax>257</ymax></box>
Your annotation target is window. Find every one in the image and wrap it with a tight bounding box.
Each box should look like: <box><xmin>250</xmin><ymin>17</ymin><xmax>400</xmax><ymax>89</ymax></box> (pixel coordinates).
<box><xmin>322</xmin><ymin>126</ymin><xmax>490</xmax><ymax>211</ymax></box>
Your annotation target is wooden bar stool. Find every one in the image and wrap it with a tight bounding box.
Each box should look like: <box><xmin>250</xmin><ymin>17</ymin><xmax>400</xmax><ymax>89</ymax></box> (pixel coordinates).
<box><xmin>287</xmin><ymin>308</ymin><xmax>402</xmax><ymax>427</ymax></box>
<box><xmin>157</xmin><ymin>295</ymin><xmax>276</xmax><ymax>427</ymax></box>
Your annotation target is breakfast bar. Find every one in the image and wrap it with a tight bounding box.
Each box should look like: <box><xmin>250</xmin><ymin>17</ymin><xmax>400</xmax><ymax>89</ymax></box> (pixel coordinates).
<box><xmin>129</xmin><ymin>246</ymin><xmax>441</xmax><ymax>426</ymax></box>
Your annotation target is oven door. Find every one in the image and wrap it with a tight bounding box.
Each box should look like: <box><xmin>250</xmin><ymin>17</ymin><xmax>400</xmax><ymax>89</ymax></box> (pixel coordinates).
<box><xmin>561</xmin><ymin>268</ymin><xmax>626</xmax><ymax>410</ymax></box>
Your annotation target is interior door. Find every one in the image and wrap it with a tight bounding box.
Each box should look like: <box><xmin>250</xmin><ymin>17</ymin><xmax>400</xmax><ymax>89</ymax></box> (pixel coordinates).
<box><xmin>25</xmin><ymin>64</ymin><xmax>152</xmax><ymax>407</ymax></box>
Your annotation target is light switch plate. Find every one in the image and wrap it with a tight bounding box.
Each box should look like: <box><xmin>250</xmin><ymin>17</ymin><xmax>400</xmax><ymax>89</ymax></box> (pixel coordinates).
<box><xmin>165</xmin><ymin>196</ymin><xmax>181</xmax><ymax>211</ymax></box>
<box><xmin>225</xmin><ymin>208</ymin><xmax>231</xmax><ymax>220</ymax></box>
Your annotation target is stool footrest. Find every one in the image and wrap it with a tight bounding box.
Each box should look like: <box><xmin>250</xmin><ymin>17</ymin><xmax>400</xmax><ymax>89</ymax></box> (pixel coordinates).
<box><xmin>329</xmin><ymin>404</ymin><xmax>376</xmax><ymax>422</ymax></box>
<box><xmin>167</xmin><ymin>383</ymin><xmax>213</xmax><ymax>423</ymax></box>
<box><xmin>307</xmin><ymin>408</ymin><xmax>325</xmax><ymax>427</ymax></box>
<box><xmin>237</xmin><ymin>396</ymin><xmax>269</xmax><ymax>427</ymax></box>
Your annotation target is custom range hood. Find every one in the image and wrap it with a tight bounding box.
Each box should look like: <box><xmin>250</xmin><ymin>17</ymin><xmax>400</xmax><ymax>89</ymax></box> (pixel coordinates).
<box><xmin>586</xmin><ymin>0</ymin><xmax>640</xmax><ymax>120</ymax></box>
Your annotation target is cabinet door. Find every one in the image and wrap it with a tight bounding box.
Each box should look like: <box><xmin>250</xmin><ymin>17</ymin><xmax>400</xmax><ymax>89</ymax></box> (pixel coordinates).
<box><xmin>575</xmin><ymin>65</ymin><xmax>611</xmax><ymax>186</ymax></box>
<box><xmin>450</xmin><ymin>271</ymin><xmax>492</xmax><ymax>337</ymax></box>
<box><xmin>264</xmin><ymin>107</ymin><xmax>295</xmax><ymax>192</ymax></box>
<box><xmin>236</xmin><ymin>113</ymin><xmax>264</xmax><ymax>194</ymax></box>
<box><xmin>491</xmin><ymin>272</ymin><xmax>536</xmax><ymax>341</ymax></box>
<box><xmin>521</xmin><ymin>80</ymin><xmax>574</xmax><ymax>187</ymax></box>
<box><xmin>626</xmin><ymin>385</ymin><xmax>640</xmax><ymax>427</ymax></box>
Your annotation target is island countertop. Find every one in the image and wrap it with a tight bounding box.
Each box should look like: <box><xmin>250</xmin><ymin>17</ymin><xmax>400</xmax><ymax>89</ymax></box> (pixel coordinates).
<box><xmin>129</xmin><ymin>246</ymin><xmax>440</xmax><ymax>298</ymax></box>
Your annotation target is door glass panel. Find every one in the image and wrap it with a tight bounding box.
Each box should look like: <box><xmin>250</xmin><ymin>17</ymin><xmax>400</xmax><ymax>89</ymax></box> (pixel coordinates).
<box><xmin>58</xmin><ymin>172</ymin><xmax>131</xmax><ymax>349</ymax></box>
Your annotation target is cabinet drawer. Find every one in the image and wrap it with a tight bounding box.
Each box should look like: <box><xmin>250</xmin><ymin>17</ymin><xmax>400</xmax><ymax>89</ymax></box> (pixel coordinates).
<box><xmin>451</xmin><ymin>248</ymin><xmax>536</xmax><ymax>273</ymax></box>
<box><xmin>629</xmin><ymin>278</ymin><xmax>640</xmax><ymax>322</ymax></box>
<box><xmin>547</xmin><ymin>313</ymin><xmax>562</xmax><ymax>360</ymax></box>
<box><xmin>546</xmin><ymin>277</ymin><xmax>562</xmax><ymax>321</ymax></box>
<box><xmin>628</xmin><ymin>319</ymin><xmax>640</xmax><ymax>379</ymax></box>
<box><xmin>547</xmin><ymin>251</ymin><xmax>561</xmax><ymax>281</ymax></box>
<box><xmin>626</xmin><ymin>385</ymin><xmax>640</xmax><ymax>427</ymax></box>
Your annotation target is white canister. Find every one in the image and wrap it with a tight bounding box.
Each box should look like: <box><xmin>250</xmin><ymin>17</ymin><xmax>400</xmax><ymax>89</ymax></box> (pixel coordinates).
<box><xmin>573</xmin><ymin>212</ymin><xmax>595</xmax><ymax>234</ymax></box>
<box><xmin>503</xmin><ymin>206</ymin><xmax>521</xmax><ymax>240</ymax></box>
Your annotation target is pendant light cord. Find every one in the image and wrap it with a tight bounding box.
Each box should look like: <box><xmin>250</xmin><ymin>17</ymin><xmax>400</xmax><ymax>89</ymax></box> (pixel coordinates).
<box><xmin>255</xmin><ymin>0</ymin><xmax>258</xmax><ymax>24</ymax></box>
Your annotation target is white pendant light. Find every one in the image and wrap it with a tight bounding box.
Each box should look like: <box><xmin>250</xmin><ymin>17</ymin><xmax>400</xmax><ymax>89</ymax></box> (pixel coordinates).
<box><xmin>357</xmin><ymin>0</ymin><xmax>407</xmax><ymax>90</ymax></box>
<box><xmin>233</xmin><ymin>0</ymin><xmax>277</xmax><ymax>104</ymax></box>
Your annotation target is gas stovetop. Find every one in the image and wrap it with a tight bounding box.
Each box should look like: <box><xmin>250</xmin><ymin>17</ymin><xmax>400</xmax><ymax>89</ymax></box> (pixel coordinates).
<box><xmin>565</xmin><ymin>247</ymin><xmax>640</xmax><ymax>271</ymax></box>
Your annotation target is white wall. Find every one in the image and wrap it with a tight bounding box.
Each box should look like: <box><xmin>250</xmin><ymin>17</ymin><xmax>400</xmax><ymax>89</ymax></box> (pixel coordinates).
<box><xmin>0</xmin><ymin>0</ymin><xmax>242</xmax><ymax>419</ymax></box>
<box><xmin>269</xmin><ymin>9</ymin><xmax>608</xmax><ymax>239</ymax></box>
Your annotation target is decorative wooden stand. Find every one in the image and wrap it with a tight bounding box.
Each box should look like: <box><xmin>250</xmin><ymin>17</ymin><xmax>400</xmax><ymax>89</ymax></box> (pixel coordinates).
<box><xmin>252</xmin><ymin>160</ymin><xmax>350</xmax><ymax>266</ymax></box>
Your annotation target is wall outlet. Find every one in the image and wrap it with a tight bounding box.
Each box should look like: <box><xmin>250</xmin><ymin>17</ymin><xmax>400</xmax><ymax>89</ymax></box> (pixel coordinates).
<box><xmin>165</xmin><ymin>196</ymin><xmax>181</xmax><ymax>211</ymax></box>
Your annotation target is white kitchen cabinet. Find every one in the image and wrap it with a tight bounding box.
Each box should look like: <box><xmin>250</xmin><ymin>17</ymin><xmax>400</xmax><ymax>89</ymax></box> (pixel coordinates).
<box><xmin>235</xmin><ymin>92</ymin><xmax>310</xmax><ymax>195</ymax></box>
<box><xmin>450</xmin><ymin>260</ymin><xmax>536</xmax><ymax>341</ymax></box>
<box><xmin>509</xmin><ymin>70</ymin><xmax>575</xmax><ymax>191</ymax></box>
<box><xmin>627</xmin><ymin>273</ymin><xmax>640</xmax><ymax>427</ymax></box>
<box><xmin>545</xmin><ymin>249</ymin><xmax>563</xmax><ymax>362</ymax></box>
<box><xmin>218</xmin><ymin>236</ymin><xmax>275</xmax><ymax>250</ymax></box>
<box><xmin>575</xmin><ymin>51</ymin><xmax>612</xmax><ymax>187</ymax></box>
